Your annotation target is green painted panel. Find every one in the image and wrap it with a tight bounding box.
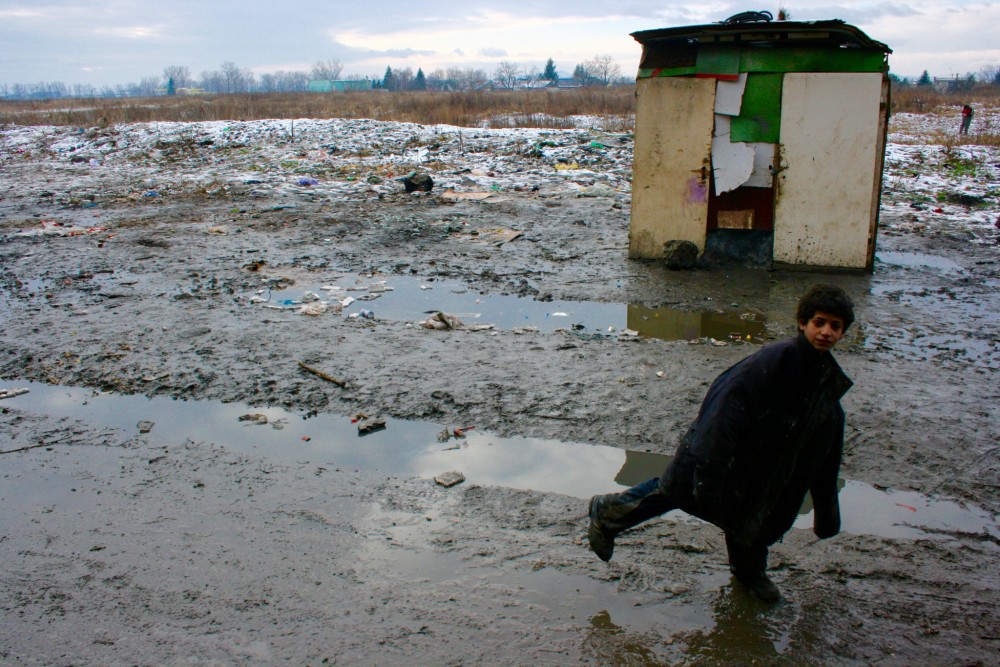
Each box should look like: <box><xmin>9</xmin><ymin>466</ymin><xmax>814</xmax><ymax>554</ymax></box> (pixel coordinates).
<box><xmin>730</xmin><ymin>73</ymin><xmax>783</xmax><ymax>143</ymax></box>
<box><xmin>637</xmin><ymin>66</ymin><xmax>697</xmax><ymax>78</ymax></box>
<box><xmin>697</xmin><ymin>44</ymin><xmax>740</xmax><ymax>77</ymax></box>
<box><xmin>740</xmin><ymin>47</ymin><xmax>886</xmax><ymax>73</ymax></box>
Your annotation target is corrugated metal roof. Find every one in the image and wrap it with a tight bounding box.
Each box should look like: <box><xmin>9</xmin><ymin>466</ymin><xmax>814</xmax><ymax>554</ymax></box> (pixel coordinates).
<box><xmin>631</xmin><ymin>19</ymin><xmax>891</xmax><ymax>55</ymax></box>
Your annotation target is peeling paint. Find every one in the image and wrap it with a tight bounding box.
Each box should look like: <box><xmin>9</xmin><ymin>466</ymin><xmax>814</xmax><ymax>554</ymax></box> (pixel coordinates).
<box><xmin>712</xmin><ymin>115</ymin><xmax>756</xmax><ymax>195</ymax></box>
<box><xmin>687</xmin><ymin>177</ymin><xmax>708</xmax><ymax>204</ymax></box>
<box><xmin>714</xmin><ymin>73</ymin><xmax>748</xmax><ymax>116</ymax></box>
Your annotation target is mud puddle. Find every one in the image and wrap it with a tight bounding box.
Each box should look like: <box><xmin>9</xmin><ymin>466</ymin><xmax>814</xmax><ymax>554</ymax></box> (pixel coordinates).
<box><xmin>4</xmin><ymin>381</ymin><xmax>995</xmax><ymax>542</ymax></box>
<box><xmin>245</xmin><ymin>274</ymin><xmax>768</xmax><ymax>343</ymax></box>
<box><xmin>875</xmin><ymin>251</ymin><xmax>965</xmax><ymax>273</ymax></box>
<box><xmin>362</xmin><ymin>503</ymin><xmax>786</xmax><ymax>664</ymax></box>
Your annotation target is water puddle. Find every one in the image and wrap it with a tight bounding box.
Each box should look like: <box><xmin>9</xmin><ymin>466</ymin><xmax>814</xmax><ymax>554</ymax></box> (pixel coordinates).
<box><xmin>242</xmin><ymin>274</ymin><xmax>768</xmax><ymax>343</ymax></box>
<box><xmin>3</xmin><ymin>381</ymin><xmax>996</xmax><ymax>542</ymax></box>
<box><xmin>875</xmin><ymin>251</ymin><xmax>964</xmax><ymax>273</ymax></box>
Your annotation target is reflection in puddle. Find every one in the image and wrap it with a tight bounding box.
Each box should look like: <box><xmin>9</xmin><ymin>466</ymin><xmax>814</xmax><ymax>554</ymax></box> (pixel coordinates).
<box><xmin>627</xmin><ymin>304</ymin><xmax>767</xmax><ymax>344</ymax></box>
<box><xmin>3</xmin><ymin>381</ymin><xmax>996</xmax><ymax>542</ymax></box>
<box><xmin>875</xmin><ymin>251</ymin><xmax>964</xmax><ymax>273</ymax></box>
<box><xmin>244</xmin><ymin>274</ymin><xmax>769</xmax><ymax>344</ymax></box>
<box><xmin>586</xmin><ymin>583</ymin><xmax>799</xmax><ymax>665</ymax></box>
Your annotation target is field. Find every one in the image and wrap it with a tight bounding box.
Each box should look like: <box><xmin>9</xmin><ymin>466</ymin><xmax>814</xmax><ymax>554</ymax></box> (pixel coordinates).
<box><xmin>0</xmin><ymin>92</ymin><xmax>998</xmax><ymax>665</ymax></box>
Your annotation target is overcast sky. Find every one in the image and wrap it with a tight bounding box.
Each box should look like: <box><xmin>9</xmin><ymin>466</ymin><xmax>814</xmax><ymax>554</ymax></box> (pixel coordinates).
<box><xmin>2</xmin><ymin>1</ymin><xmax>997</xmax><ymax>88</ymax></box>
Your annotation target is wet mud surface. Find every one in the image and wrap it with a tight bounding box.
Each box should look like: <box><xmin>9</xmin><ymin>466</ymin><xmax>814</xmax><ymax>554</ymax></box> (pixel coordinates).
<box><xmin>1</xmin><ymin>118</ymin><xmax>999</xmax><ymax>664</ymax></box>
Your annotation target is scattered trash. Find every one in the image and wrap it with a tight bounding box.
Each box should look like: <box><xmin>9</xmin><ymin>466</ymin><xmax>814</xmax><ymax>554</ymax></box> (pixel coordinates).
<box><xmin>421</xmin><ymin>312</ymin><xmax>463</xmax><ymax>330</ymax></box>
<box><xmin>896</xmin><ymin>503</ymin><xmax>918</xmax><ymax>512</ymax></box>
<box><xmin>554</xmin><ymin>162</ymin><xmax>580</xmax><ymax>171</ymax></box>
<box><xmin>238</xmin><ymin>413</ymin><xmax>269</xmax><ymax>425</ymax></box>
<box><xmin>301</xmin><ymin>436</ymin><xmax>312</xmax><ymax>442</ymax></box>
<box><xmin>301</xmin><ymin>291</ymin><xmax>321</xmax><ymax>302</ymax></box>
<box><xmin>356</xmin><ymin>415</ymin><xmax>386</xmax><ymax>435</ymax></box>
<box><xmin>437</xmin><ymin>425</ymin><xmax>476</xmax><ymax>442</ymax></box>
<box><xmin>473</xmin><ymin>228</ymin><xmax>523</xmax><ymax>246</ymax></box>
<box><xmin>440</xmin><ymin>189</ymin><xmax>493</xmax><ymax>201</ymax></box>
<box><xmin>434</xmin><ymin>471</ymin><xmax>466</xmax><ymax>488</ymax></box>
<box><xmin>143</xmin><ymin>190</ymin><xmax>160</xmax><ymax>198</ymax></box>
<box><xmin>297</xmin><ymin>177</ymin><xmax>319</xmax><ymax>186</ymax></box>
<box><xmin>356</xmin><ymin>309</ymin><xmax>375</xmax><ymax>319</ymax></box>
<box><xmin>299</xmin><ymin>302</ymin><xmax>328</xmax><ymax>316</ymax></box>
<box><xmin>0</xmin><ymin>388</ymin><xmax>29</xmax><ymax>400</ymax></box>
<box><xmin>19</xmin><ymin>220</ymin><xmax>109</xmax><ymax>238</ymax></box>
<box><xmin>136</xmin><ymin>420</ymin><xmax>155</xmax><ymax>433</ymax></box>
<box><xmin>207</xmin><ymin>225</ymin><xmax>229</xmax><ymax>235</ymax></box>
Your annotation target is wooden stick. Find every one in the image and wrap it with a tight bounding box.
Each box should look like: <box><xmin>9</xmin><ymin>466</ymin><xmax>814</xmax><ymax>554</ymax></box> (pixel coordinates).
<box><xmin>298</xmin><ymin>361</ymin><xmax>347</xmax><ymax>388</ymax></box>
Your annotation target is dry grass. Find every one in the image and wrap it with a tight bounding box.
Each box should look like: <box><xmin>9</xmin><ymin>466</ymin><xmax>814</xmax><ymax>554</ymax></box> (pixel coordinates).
<box><xmin>0</xmin><ymin>88</ymin><xmax>636</xmax><ymax>130</ymax></box>
<box><xmin>891</xmin><ymin>86</ymin><xmax>1000</xmax><ymax>146</ymax></box>
<box><xmin>891</xmin><ymin>85</ymin><xmax>1000</xmax><ymax>114</ymax></box>
<box><xmin>4</xmin><ymin>84</ymin><xmax>996</xmax><ymax>145</ymax></box>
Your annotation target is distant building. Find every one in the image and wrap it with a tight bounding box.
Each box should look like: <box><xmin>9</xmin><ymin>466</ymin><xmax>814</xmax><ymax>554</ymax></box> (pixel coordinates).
<box><xmin>933</xmin><ymin>76</ymin><xmax>974</xmax><ymax>94</ymax></box>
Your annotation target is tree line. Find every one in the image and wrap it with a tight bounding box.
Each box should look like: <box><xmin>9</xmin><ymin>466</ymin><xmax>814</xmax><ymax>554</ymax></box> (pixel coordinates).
<box><xmin>891</xmin><ymin>64</ymin><xmax>1000</xmax><ymax>89</ymax></box>
<box><xmin>0</xmin><ymin>55</ymin><xmax>627</xmax><ymax>100</ymax></box>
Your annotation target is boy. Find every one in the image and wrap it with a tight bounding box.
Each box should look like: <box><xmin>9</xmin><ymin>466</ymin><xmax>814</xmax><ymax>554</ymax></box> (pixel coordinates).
<box><xmin>588</xmin><ymin>284</ymin><xmax>854</xmax><ymax>603</ymax></box>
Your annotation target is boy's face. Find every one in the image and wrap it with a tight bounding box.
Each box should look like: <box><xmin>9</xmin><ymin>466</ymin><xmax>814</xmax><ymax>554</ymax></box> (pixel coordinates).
<box><xmin>799</xmin><ymin>311</ymin><xmax>846</xmax><ymax>352</ymax></box>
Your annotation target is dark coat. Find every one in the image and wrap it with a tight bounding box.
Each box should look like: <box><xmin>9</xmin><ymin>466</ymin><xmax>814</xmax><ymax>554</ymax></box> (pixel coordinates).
<box><xmin>660</xmin><ymin>333</ymin><xmax>852</xmax><ymax>547</ymax></box>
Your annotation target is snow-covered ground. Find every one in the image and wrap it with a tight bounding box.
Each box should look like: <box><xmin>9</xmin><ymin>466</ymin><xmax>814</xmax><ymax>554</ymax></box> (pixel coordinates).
<box><xmin>4</xmin><ymin>108</ymin><xmax>995</xmax><ymax>242</ymax></box>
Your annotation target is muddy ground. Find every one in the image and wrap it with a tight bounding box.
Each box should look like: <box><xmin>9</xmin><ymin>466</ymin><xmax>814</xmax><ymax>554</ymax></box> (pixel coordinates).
<box><xmin>1</xmin><ymin>119</ymin><xmax>998</xmax><ymax>665</ymax></box>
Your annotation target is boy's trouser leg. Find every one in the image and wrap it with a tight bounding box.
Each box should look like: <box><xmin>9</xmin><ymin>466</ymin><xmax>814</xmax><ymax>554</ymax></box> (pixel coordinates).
<box><xmin>724</xmin><ymin>533</ymin><xmax>768</xmax><ymax>574</ymax></box>
<box><xmin>593</xmin><ymin>477</ymin><xmax>675</xmax><ymax>535</ymax></box>
<box><xmin>725</xmin><ymin>534</ymin><xmax>781</xmax><ymax>602</ymax></box>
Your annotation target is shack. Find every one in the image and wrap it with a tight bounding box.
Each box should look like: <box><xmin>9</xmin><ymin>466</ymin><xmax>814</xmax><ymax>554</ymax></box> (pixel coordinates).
<box><xmin>629</xmin><ymin>13</ymin><xmax>892</xmax><ymax>271</ymax></box>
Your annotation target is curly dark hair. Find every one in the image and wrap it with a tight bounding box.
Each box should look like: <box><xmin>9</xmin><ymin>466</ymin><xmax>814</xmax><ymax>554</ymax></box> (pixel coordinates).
<box><xmin>797</xmin><ymin>284</ymin><xmax>855</xmax><ymax>331</ymax></box>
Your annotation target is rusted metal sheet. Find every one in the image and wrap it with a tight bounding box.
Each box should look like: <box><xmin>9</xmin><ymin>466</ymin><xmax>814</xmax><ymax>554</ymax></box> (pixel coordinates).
<box><xmin>629</xmin><ymin>76</ymin><xmax>715</xmax><ymax>258</ymax></box>
<box><xmin>772</xmin><ymin>72</ymin><xmax>885</xmax><ymax>269</ymax></box>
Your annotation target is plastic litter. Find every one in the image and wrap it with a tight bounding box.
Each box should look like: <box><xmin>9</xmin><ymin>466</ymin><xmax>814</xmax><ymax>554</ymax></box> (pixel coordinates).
<box><xmin>356</xmin><ymin>415</ymin><xmax>386</xmax><ymax>434</ymax></box>
<box><xmin>297</xmin><ymin>177</ymin><xmax>319</xmax><ymax>186</ymax></box>
<box><xmin>0</xmin><ymin>388</ymin><xmax>29</xmax><ymax>400</ymax></box>
<box><xmin>421</xmin><ymin>312</ymin><xmax>462</xmax><ymax>330</ymax></box>
<box><xmin>238</xmin><ymin>413</ymin><xmax>269</xmax><ymax>425</ymax></box>
<box><xmin>136</xmin><ymin>420</ymin><xmax>155</xmax><ymax>433</ymax></box>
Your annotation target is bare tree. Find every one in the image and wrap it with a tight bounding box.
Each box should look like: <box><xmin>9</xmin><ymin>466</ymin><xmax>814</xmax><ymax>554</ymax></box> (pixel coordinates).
<box><xmin>163</xmin><ymin>65</ymin><xmax>192</xmax><ymax>88</ymax></box>
<box><xmin>493</xmin><ymin>61</ymin><xmax>522</xmax><ymax>89</ymax></box>
<box><xmin>137</xmin><ymin>76</ymin><xmax>162</xmax><ymax>96</ymax></box>
<box><xmin>215</xmin><ymin>61</ymin><xmax>254</xmax><ymax>93</ymax></box>
<box><xmin>393</xmin><ymin>66</ymin><xmax>414</xmax><ymax>90</ymax></box>
<box><xmin>446</xmin><ymin>67</ymin><xmax>490</xmax><ymax>90</ymax></box>
<box><xmin>978</xmin><ymin>63</ymin><xmax>1000</xmax><ymax>85</ymax></box>
<box><xmin>310</xmin><ymin>59</ymin><xmax>343</xmax><ymax>81</ymax></box>
<box><xmin>582</xmin><ymin>55</ymin><xmax>622</xmax><ymax>86</ymax></box>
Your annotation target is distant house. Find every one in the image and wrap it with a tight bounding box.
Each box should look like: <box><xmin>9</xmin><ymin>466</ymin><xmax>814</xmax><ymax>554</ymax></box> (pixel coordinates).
<box><xmin>308</xmin><ymin>79</ymin><xmax>372</xmax><ymax>93</ymax></box>
<box><xmin>933</xmin><ymin>76</ymin><xmax>974</xmax><ymax>93</ymax></box>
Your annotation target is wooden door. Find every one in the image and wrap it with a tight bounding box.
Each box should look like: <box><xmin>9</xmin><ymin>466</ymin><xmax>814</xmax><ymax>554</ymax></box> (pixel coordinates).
<box><xmin>629</xmin><ymin>76</ymin><xmax>716</xmax><ymax>258</ymax></box>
